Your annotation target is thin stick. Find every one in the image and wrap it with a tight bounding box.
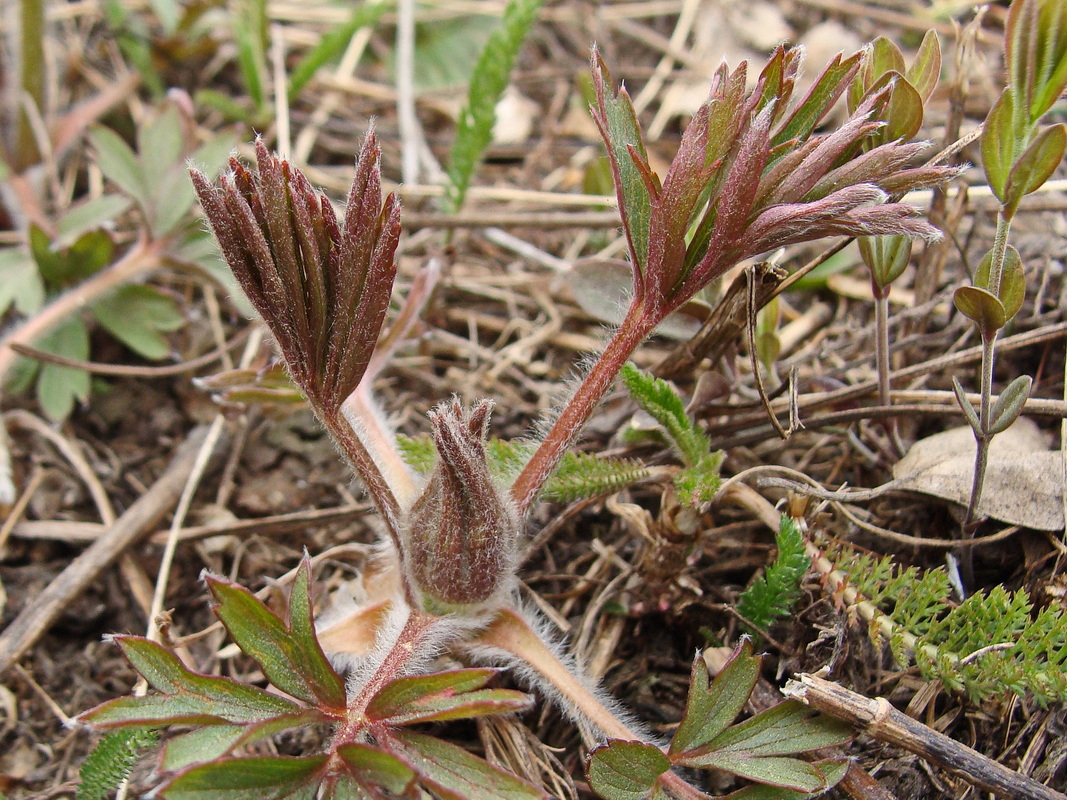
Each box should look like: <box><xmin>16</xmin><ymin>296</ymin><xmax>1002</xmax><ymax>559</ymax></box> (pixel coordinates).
<box><xmin>785</xmin><ymin>674</ymin><xmax>1067</xmax><ymax>800</ymax></box>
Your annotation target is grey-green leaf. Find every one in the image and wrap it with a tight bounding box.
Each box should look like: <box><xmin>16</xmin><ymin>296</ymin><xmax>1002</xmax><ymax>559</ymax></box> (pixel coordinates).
<box><xmin>988</xmin><ymin>374</ymin><xmax>1032</xmax><ymax>436</ymax></box>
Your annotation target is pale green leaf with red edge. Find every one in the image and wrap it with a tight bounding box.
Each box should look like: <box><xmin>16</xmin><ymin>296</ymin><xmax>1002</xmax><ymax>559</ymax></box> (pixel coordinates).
<box><xmin>669</xmin><ymin>640</ymin><xmax>760</xmax><ymax>756</ymax></box>
<box><xmin>206</xmin><ymin>557</ymin><xmax>347</xmax><ymax>709</ymax></box>
<box><xmin>366</xmin><ymin>668</ymin><xmax>531</xmax><ymax>727</ymax></box>
<box><xmin>1004</xmin><ymin>124</ymin><xmax>1067</xmax><ymax>214</ymax></box>
<box><xmin>590</xmin><ymin>50</ymin><xmax>652</xmax><ymax>276</ymax></box>
<box><xmin>335</xmin><ymin>743</ymin><xmax>417</xmax><ymax>796</ymax></box>
<box><xmin>586</xmin><ymin>739</ymin><xmax>670</xmax><ymax>800</ymax></box>
<box><xmin>387</xmin><ymin>729</ymin><xmax>547</xmax><ymax>800</ymax></box>
<box><xmin>159</xmin><ymin>755</ymin><xmax>327</xmax><ymax>800</ymax></box>
<box><xmin>80</xmin><ymin>637</ymin><xmax>300</xmax><ymax>728</ymax></box>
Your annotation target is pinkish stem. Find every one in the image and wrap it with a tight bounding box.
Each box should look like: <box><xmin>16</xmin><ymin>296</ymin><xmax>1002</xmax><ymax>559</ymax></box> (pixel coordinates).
<box><xmin>510</xmin><ymin>305</ymin><xmax>657</xmax><ymax>514</ymax></box>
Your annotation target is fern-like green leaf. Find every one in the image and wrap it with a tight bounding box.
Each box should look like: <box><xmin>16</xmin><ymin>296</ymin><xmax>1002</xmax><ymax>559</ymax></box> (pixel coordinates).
<box><xmin>543</xmin><ymin>450</ymin><xmax>651</xmax><ymax>502</ymax></box>
<box><xmin>443</xmin><ymin>0</ymin><xmax>543</xmax><ymax>213</ymax></box>
<box><xmin>77</xmin><ymin>727</ymin><xmax>158</xmax><ymax>800</ymax></box>
<box><xmin>621</xmin><ymin>362</ymin><xmax>723</xmax><ymax>505</ymax></box>
<box><xmin>818</xmin><ymin>537</ymin><xmax>1067</xmax><ymax>705</ymax></box>
<box><xmin>399</xmin><ymin>435</ymin><xmax>649</xmax><ymax>502</ymax></box>
<box><xmin>736</xmin><ymin>516</ymin><xmax>810</xmax><ymax>631</ymax></box>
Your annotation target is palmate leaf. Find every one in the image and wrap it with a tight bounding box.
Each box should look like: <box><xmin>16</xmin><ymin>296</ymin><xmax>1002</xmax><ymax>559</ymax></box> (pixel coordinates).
<box><xmin>366</xmin><ymin>668</ymin><xmax>531</xmax><ymax>727</ymax></box>
<box><xmin>90</xmin><ymin>285</ymin><xmax>185</xmax><ymax>360</ymax></box>
<box><xmin>206</xmin><ymin>557</ymin><xmax>347</xmax><ymax>710</ymax></box>
<box><xmin>668</xmin><ymin>642</ymin><xmax>850</xmax><ymax>793</ymax></box>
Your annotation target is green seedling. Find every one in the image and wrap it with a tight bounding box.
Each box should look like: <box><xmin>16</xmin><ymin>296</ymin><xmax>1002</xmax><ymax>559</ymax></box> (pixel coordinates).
<box><xmin>79</xmin><ymin>40</ymin><xmax>959</xmax><ymax>799</ymax></box>
<box><xmin>952</xmin><ymin>0</ymin><xmax>1067</xmax><ymax>531</ymax></box>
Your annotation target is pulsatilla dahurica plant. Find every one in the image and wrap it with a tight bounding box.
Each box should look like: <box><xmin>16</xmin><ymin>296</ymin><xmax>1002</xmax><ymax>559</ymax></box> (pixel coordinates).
<box><xmin>80</xmin><ymin>43</ymin><xmax>957</xmax><ymax>799</ymax></box>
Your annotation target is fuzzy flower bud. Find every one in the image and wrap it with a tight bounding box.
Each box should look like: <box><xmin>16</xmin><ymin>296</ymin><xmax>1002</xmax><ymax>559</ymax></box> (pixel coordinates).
<box><xmin>403</xmin><ymin>400</ymin><xmax>520</xmax><ymax>615</ymax></box>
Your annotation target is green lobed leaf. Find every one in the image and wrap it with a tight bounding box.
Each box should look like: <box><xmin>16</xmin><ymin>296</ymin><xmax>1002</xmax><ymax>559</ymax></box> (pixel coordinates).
<box><xmin>206</xmin><ymin>558</ymin><xmax>347</xmax><ymax>710</ymax></box>
<box><xmin>287</xmin><ymin>2</ymin><xmax>387</xmax><ymax>100</ymax></box>
<box><xmin>722</xmin><ymin>760</ymin><xmax>849</xmax><ymax>800</ymax></box>
<box><xmin>56</xmin><ymin>195</ymin><xmax>133</xmax><ymax>247</ymax></box>
<box><xmin>31</xmin><ymin>226</ymin><xmax>114</xmax><ymax>287</ymax></box>
<box><xmin>138</xmin><ymin>106</ymin><xmax>184</xmax><ymax>199</ymax></box>
<box><xmin>1004</xmin><ymin>124</ymin><xmax>1067</xmax><ymax>214</ymax></box>
<box><xmin>336</xmin><ymin>743</ymin><xmax>417</xmax><ymax>796</ymax></box>
<box><xmin>691</xmin><ymin>754</ymin><xmax>828</xmax><ymax>794</ymax></box>
<box><xmin>690</xmin><ymin>700</ymin><xmax>852</xmax><ymax>758</ymax></box>
<box><xmin>35</xmin><ymin>316</ymin><xmax>91</xmax><ymax>422</ymax></box>
<box><xmin>159</xmin><ymin>710</ymin><xmax>326</xmax><ymax>773</ymax></box>
<box><xmin>988</xmin><ymin>374</ymin><xmax>1033</xmax><ymax>436</ymax></box>
<box><xmin>675</xmin><ymin>452</ymin><xmax>724</xmax><ymax>507</ymax></box>
<box><xmin>444</xmin><ymin>0</ymin><xmax>544</xmax><ymax>213</ymax></box>
<box><xmin>542</xmin><ymin>450</ymin><xmax>652</xmax><ymax>503</ymax></box>
<box><xmin>0</xmin><ymin>246</ymin><xmax>44</xmax><ymax>316</ymax></box>
<box><xmin>80</xmin><ymin>636</ymin><xmax>301</xmax><ymax>727</ymax></box>
<box><xmin>670</xmin><ymin>640</ymin><xmax>760</xmax><ymax>757</ymax></box>
<box><xmin>388</xmin><ymin>729</ymin><xmax>547</xmax><ymax>800</ymax></box>
<box><xmin>586</xmin><ymin>739</ymin><xmax>670</xmax><ymax>800</ymax></box>
<box><xmin>90</xmin><ymin>285</ymin><xmax>185</xmax><ymax>360</ymax></box>
<box><xmin>159</xmin><ymin>755</ymin><xmax>328</xmax><ymax>800</ymax></box>
<box><xmin>89</xmin><ymin>126</ymin><xmax>148</xmax><ymax>208</ymax></box>
<box><xmin>980</xmin><ymin>88</ymin><xmax>1022</xmax><ymax>202</ymax></box>
<box><xmin>366</xmin><ymin>668</ymin><xmax>530</xmax><ymax>727</ymax></box>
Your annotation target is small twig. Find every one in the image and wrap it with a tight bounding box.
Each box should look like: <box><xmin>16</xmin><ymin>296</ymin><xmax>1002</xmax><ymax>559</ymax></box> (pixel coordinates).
<box><xmin>7</xmin><ymin>328</ymin><xmax>250</xmax><ymax>377</ymax></box>
<box><xmin>784</xmin><ymin>674</ymin><xmax>1067</xmax><ymax>800</ymax></box>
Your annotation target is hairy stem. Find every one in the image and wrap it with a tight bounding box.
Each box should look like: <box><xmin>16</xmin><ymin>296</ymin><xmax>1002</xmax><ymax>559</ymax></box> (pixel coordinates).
<box><xmin>334</xmin><ymin>607</ymin><xmax>439</xmax><ymax>740</ymax></box>
<box><xmin>321</xmin><ymin>411</ymin><xmax>406</xmax><ymax>567</ymax></box>
<box><xmin>511</xmin><ymin>305</ymin><xmax>657</xmax><ymax>514</ymax></box>
<box><xmin>475</xmin><ymin>608</ymin><xmax>712</xmax><ymax>799</ymax></box>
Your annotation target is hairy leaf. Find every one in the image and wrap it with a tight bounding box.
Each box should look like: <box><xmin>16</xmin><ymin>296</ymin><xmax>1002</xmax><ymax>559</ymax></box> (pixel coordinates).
<box><xmin>670</xmin><ymin>641</ymin><xmax>760</xmax><ymax>756</ymax></box>
<box><xmin>444</xmin><ymin>0</ymin><xmax>544</xmax><ymax>213</ymax></box>
<box><xmin>90</xmin><ymin>285</ymin><xmax>185</xmax><ymax>360</ymax></box>
<box><xmin>81</xmin><ymin>637</ymin><xmax>301</xmax><ymax>727</ymax></box>
<box><xmin>737</xmin><ymin>516</ymin><xmax>811</xmax><ymax>631</ymax></box>
<box><xmin>77</xmin><ymin>728</ymin><xmax>158</xmax><ymax>800</ymax></box>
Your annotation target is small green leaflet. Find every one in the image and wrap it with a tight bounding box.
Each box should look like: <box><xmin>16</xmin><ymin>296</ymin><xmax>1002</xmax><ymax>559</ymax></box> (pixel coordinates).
<box><xmin>736</xmin><ymin>516</ymin><xmax>811</xmax><ymax>632</ymax></box>
<box><xmin>366</xmin><ymin>668</ymin><xmax>531</xmax><ymax>727</ymax></box>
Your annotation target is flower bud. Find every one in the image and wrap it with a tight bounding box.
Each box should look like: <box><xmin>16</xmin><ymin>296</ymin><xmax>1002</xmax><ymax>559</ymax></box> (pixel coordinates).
<box><xmin>403</xmin><ymin>400</ymin><xmax>520</xmax><ymax>615</ymax></box>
